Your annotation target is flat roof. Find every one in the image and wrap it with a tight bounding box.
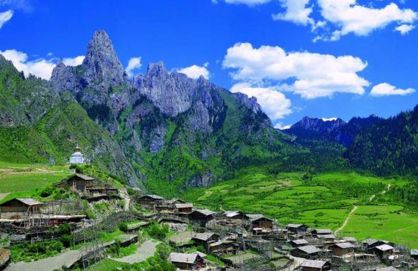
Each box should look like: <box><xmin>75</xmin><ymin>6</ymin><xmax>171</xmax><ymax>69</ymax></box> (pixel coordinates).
<box><xmin>169</xmin><ymin>252</ymin><xmax>199</xmax><ymax>264</ymax></box>
<box><xmin>297</xmin><ymin>245</ymin><xmax>321</xmax><ymax>255</ymax></box>
<box><xmin>301</xmin><ymin>259</ymin><xmax>328</xmax><ymax>269</ymax></box>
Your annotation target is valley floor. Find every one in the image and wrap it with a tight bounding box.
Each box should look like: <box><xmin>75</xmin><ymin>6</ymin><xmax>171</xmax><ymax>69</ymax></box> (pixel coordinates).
<box><xmin>182</xmin><ymin>168</ymin><xmax>418</xmax><ymax>248</ymax></box>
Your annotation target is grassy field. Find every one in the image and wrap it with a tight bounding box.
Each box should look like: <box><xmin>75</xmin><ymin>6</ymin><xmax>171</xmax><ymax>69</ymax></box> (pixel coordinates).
<box><xmin>0</xmin><ymin>162</ymin><xmax>71</xmax><ymax>202</ymax></box>
<box><xmin>182</xmin><ymin>167</ymin><xmax>417</xmax><ymax>247</ymax></box>
<box><xmin>340</xmin><ymin>205</ymin><xmax>418</xmax><ymax>248</ymax></box>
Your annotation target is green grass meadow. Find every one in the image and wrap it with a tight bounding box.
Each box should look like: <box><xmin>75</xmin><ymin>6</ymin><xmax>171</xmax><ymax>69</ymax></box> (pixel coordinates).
<box><xmin>0</xmin><ymin>162</ymin><xmax>71</xmax><ymax>202</ymax></box>
<box><xmin>182</xmin><ymin>168</ymin><xmax>417</xmax><ymax>248</ymax></box>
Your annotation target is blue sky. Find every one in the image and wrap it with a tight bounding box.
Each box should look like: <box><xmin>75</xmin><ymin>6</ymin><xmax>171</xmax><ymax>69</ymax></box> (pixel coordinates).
<box><xmin>0</xmin><ymin>0</ymin><xmax>417</xmax><ymax>127</ymax></box>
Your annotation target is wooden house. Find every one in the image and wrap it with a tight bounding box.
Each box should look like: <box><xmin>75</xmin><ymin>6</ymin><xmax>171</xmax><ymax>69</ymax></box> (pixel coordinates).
<box><xmin>374</xmin><ymin>244</ymin><xmax>394</xmax><ymax>258</ymax></box>
<box><xmin>138</xmin><ymin>195</ymin><xmax>164</xmax><ymax>210</ymax></box>
<box><xmin>189</xmin><ymin>209</ymin><xmax>216</xmax><ymax>227</ymax></box>
<box><xmin>411</xmin><ymin>249</ymin><xmax>418</xmax><ymax>260</ymax></box>
<box><xmin>223</xmin><ymin>210</ymin><xmax>249</xmax><ymax>221</ymax></box>
<box><xmin>192</xmin><ymin>232</ymin><xmax>219</xmax><ymax>252</ymax></box>
<box><xmin>58</xmin><ymin>173</ymin><xmax>95</xmax><ymax>193</ymax></box>
<box><xmin>291</xmin><ymin>245</ymin><xmax>321</xmax><ymax>259</ymax></box>
<box><xmin>300</xmin><ymin>259</ymin><xmax>331</xmax><ymax>271</ymax></box>
<box><xmin>290</xmin><ymin>239</ymin><xmax>309</xmax><ymax>247</ymax></box>
<box><xmin>362</xmin><ymin>238</ymin><xmax>387</xmax><ymax>251</ymax></box>
<box><xmin>85</xmin><ymin>187</ymin><xmax>120</xmax><ymax>201</ymax></box>
<box><xmin>155</xmin><ymin>199</ymin><xmax>181</xmax><ymax>213</ymax></box>
<box><xmin>0</xmin><ymin>198</ymin><xmax>41</xmax><ymax>219</ymax></box>
<box><xmin>175</xmin><ymin>203</ymin><xmax>193</xmax><ymax>214</ymax></box>
<box><xmin>287</xmin><ymin>223</ymin><xmax>309</xmax><ymax>234</ymax></box>
<box><xmin>311</xmin><ymin>229</ymin><xmax>333</xmax><ymax>237</ymax></box>
<box><xmin>247</xmin><ymin>214</ymin><xmax>274</xmax><ymax>232</ymax></box>
<box><xmin>209</xmin><ymin>240</ymin><xmax>239</xmax><ymax>256</ymax></box>
<box><xmin>330</xmin><ymin>242</ymin><xmax>356</xmax><ymax>256</ymax></box>
<box><xmin>168</xmin><ymin>252</ymin><xmax>205</xmax><ymax>270</ymax></box>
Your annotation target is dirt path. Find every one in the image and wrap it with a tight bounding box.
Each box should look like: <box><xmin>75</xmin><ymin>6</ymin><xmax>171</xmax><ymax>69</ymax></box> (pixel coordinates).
<box><xmin>336</xmin><ymin>184</ymin><xmax>392</xmax><ymax>236</ymax></box>
<box><xmin>335</xmin><ymin>205</ymin><xmax>358</xmax><ymax>235</ymax></box>
<box><xmin>113</xmin><ymin>240</ymin><xmax>159</xmax><ymax>264</ymax></box>
<box><xmin>0</xmin><ymin>193</ymin><xmax>9</xmax><ymax>201</ymax></box>
<box><xmin>5</xmin><ymin>249</ymin><xmax>82</xmax><ymax>271</ymax></box>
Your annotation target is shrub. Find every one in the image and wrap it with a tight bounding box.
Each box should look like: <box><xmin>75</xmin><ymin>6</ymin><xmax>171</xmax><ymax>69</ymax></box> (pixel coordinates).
<box><xmin>145</xmin><ymin>222</ymin><xmax>169</xmax><ymax>241</ymax></box>
<box><xmin>119</xmin><ymin>222</ymin><xmax>128</xmax><ymax>232</ymax></box>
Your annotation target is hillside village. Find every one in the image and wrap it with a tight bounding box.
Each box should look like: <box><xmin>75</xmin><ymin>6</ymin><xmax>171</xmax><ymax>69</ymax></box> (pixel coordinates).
<box><xmin>0</xmin><ymin>150</ymin><xmax>417</xmax><ymax>271</ymax></box>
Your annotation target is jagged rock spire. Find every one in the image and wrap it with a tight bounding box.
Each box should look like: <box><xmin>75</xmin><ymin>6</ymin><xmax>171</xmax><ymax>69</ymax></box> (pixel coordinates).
<box><xmin>82</xmin><ymin>30</ymin><xmax>125</xmax><ymax>86</ymax></box>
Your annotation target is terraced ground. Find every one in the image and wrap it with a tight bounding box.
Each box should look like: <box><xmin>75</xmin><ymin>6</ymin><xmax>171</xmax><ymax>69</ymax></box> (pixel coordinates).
<box><xmin>182</xmin><ymin>168</ymin><xmax>417</xmax><ymax>248</ymax></box>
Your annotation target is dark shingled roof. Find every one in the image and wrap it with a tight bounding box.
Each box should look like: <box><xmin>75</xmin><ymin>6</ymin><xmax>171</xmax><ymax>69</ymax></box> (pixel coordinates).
<box><xmin>169</xmin><ymin>252</ymin><xmax>200</xmax><ymax>264</ymax></box>
<box><xmin>0</xmin><ymin>198</ymin><xmax>41</xmax><ymax>207</ymax></box>
<box><xmin>192</xmin><ymin>232</ymin><xmax>217</xmax><ymax>242</ymax></box>
<box><xmin>297</xmin><ymin>245</ymin><xmax>321</xmax><ymax>255</ymax></box>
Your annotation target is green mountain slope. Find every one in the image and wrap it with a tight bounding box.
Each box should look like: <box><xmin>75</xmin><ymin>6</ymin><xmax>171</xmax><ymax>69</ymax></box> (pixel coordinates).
<box><xmin>0</xmin><ymin>55</ymin><xmax>138</xmax><ymax>185</ymax></box>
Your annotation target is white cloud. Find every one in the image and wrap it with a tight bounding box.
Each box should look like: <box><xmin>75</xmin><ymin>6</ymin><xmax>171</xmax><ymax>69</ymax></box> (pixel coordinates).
<box><xmin>0</xmin><ymin>49</ymin><xmax>86</xmax><ymax>80</ymax></box>
<box><xmin>231</xmin><ymin>82</ymin><xmax>292</xmax><ymax>121</ymax></box>
<box><xmin>0</xmin><ymin>9</ymin><xmax>13</xmax><ymax>28</ymax></box>
<box><xmin>178</xmin><ymin>63</ymin><xmax>210</xmax><ymax>79</ymax></box>
<box><xmin>212</xmin><ymin>0</ymin><xmax>272</xmax><ymax>6</ymax></box>
<box><xmin>125</xmin><ymin>57</ymin><xmax>142</xmax><ymax>78</ymax></box>
<box><xmin>395</xmin><ymin>24</ymin><xmax>415</xmax><ymax>34</ymax></box>
<box><xmin>62</xmin><ymin>55</ymin><xmax>85</xmax><ymax>66</ymax></box>
<box><xmin>0</xmin><ymin>49</ymin><xmax>55</xmax><ymax>80</ymax></box>
<box><xmin>275</xmin><ymin>123</ymin><xmax>292</xmax><ymax>130</ymax></box>
<box><xmin>272</xmin><ymin>0</ymin><xmax>314</xmax><ymax>26</ymax></box>
<box><xmin>370</xmin><ymin>83</ymin><xmax>415</xmax><ymax>97</ymax></box>
<box><xmin>217</xmin><ymin>0</ymin><xmax>418</xmax><ymax>40</ymax></box>
<box><xmin>318</xmin><ymin>0</ymin><xmax>417</xmax><ymax>40</ymax></box>
<box><xmin>223</xmin><ymin>42</ymin><xmax>369</xmax><ymax>99</ymax></box>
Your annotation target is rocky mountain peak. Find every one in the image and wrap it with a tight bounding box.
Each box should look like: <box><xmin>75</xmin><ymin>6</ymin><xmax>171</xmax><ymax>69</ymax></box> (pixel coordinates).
<box><xmin>82</xmin><ymin>30</ymin><xmax>125</xmax><ymax>86</ymax></box>
<box><xmin>146</xmin><ymin>62</ymin><xmax>167</xmax><ymax>78</ymax></box>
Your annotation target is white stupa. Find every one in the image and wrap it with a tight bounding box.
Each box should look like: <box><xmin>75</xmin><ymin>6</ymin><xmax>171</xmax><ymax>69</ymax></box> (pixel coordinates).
<box><xmin>69</xmin><ymin>145</ymin><xmax>85</xmax><ymax>164</ymax></box>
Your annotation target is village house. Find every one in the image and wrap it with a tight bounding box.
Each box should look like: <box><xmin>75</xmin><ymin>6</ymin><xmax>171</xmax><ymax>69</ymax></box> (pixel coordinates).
<box><xmin>247</xmin><ymin>214</ymin><xmax>274</xmax><ymax>234</ymax></box>
<box><xmin>137</xmin><ymin>194</ymin><xmax>164</xmax><ymax>210</ymax></box>
<box><xmin>291</xmin><ymin>245</ymin><xmax>322</xmax><ymax>259</ymax></box>
<box><xmin>192</xmin><ymin>232</ymin><xmax>219</xmax><ymax>252</ymax></box>
<box><xmin>362</xmin><ymin>238</ymin><xmax>387</xmax><ymax>251</ymax></box>
<box><xmin>58</xmin><ymin>173</ymin><xmax>95</xmax><ymax>193</ymax></box>
<box><xmin>85</xmin><ymin>186</ymin><xmax>120</xmax><ymax>201</ymax></box>
<box><xmin>342</xmin><ymin>237</ymin><xmax>357</xmax><ymax>243</ymax></box>
<box><xmin>330</xmin><ymin>242</ymin><xmax>356</xmax><ymax>256</ymax></box>
<box><xmin>311</xmin><ymin>229</ymin><xmax>333</xmax><ymax>237</ymax></box>
<box><xmin>155</xmin><ymin>199</ymin><xmax>185</xmax><ymax>213</ymax></box>
<box><xmin>223</xmin><ymin>210</ymin><xmax>249</xmax><ymax>221</ymax></box>
<box><xmin>300</xmin><ymin>259</ymin><xmax>331</xmax><ymax>271</ymax></box>
<box><xmin>0</xmin><ymin>198</ymin><xmax>41</xmax><ymax>219</ymax></box>
<box><xmin>168</xmin><ymin>252</ymin><xmax>205</xmax><ymax>270</ymax></box>
<box><xmin>189</xmin><ymin>209</ymin><xmax>216</xmax><ymax>227</ymax></box>
<box><xmin>317</xmin><ymin>234</ymin><xmax>336</xmax><ymax>242</ymax></box>
<box><xmin>287</xmin><ymin>223</ymin><xmax>309</xmax><ymax>234</ymax></box>
<box><xmin>209</xmin><ymin>239</ymin><xmax>240</xmax><ymax>256</ymax></box>
<box><xmin>175</xmin><ymin>203</ymin><xmax>193</xmax><ymax>214</ymax></box>
<box><xmin>57</xmin><ymin>174</ymin><xmax>119</xmax><ymax>201</ymax></box>
<box><xmin>411</xmin><ymin>249</ymin><xmax>418</xmax><ymax>260</ymax></box>
<box><xmin>291</xmin><ymin>239</ymin><xmax>310</xmax><ymax>247</ymax></box>
<box><xmin>374</xmin><ymin>244</ymin><xmax>395</xmax><ymax>259</ymax></box>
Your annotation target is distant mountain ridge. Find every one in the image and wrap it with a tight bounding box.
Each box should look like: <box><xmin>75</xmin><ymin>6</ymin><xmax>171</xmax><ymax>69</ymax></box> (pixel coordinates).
<box><xmin>285</xmin><ymin>114</ymin><xmax>383</xmax><ymax>147</ymax></box>
<box><xmin>285</xmin><ymin>109</ymin><xmax>418</xmax><ymax>176</ymax></box>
